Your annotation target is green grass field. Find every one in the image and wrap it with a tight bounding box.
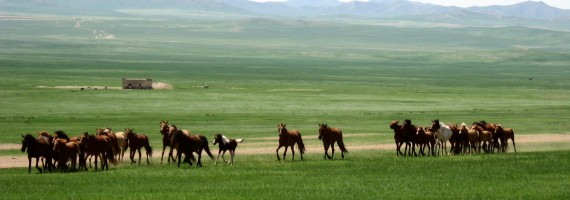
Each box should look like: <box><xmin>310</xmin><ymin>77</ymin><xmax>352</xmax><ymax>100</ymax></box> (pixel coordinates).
<box><xmin>1</xmin><ymin>14</ymin><xmax>570</xmax><ymax>199</ymax></box>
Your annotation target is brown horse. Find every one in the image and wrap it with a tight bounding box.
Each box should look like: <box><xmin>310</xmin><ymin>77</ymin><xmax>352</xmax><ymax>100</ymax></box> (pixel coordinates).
<box><xmin>276</xmin><ymin>123</ymin><xmax>305</xmax><ymax>161</ymax></box>
<box><xmin>159</xmin><ymin>121</ymin><xmax>174</xmax><ymax>163</ymax></box>
<box><xmin>471</xmin><ymin>123</ymin><xmax>493</xmax><ymax>153</ymax></box>
<box><xmin>125</xmin><ymin>129</ymin><xmax>153</xmax><ymax>165</ymax></box>
<box><xmin>402</xmin><ymin>119</ymin><xmax>417</xmax><ymax>156</ymax></box>
<box><xmin>495</xmin><ymin>125</ymin><xmax>517</xmax><ymax>153</ymax></box>
<box><xmin>53</xmin><ymin>138</ymin><xmax>79</xmax><ymax>171</ymax></box>
<box><xmin>213</xmin><ymin>133</ymin><xmax>244</xmax><ymax>166</ymax></box>
<box><xmin>171</xmin><ymin>129</ymin><xmax>213</xmax><ymax>167</ymax></box>
<box><xmin>21</xmin><ymin>134</ymin><xmax>53</xmax><ymax>173</ymax></box>
<box><xmin>461</xmin><ymin>123</ymin><xmax>479</xmax><ymax>154</ymax></box>
<box><xmin>97</xmin><ymin>128</ymin><xmax>120</xmax><ymax>158</ymax></box>
<box><xmin>79</xmin><ymin>132</ymin><xmax>116</xmax><ymax>171</ymax></box>
<box><xmin>416</xmin><ymin>126</ymin><xmax>436</xmax><ymax>156</ymax></box>
<box><xmin>318</xmin><ymin>123</ymin><xmax>348</xmax><ymax>159</ymax></box>
<box><xmin>389</xmin><ymin>120</ymin><xmax>404</xmax><ymax>156</ymax></box>
<box><xmin>477</xmin><ymin>121</ymin><xmax>500</xmax><ymax>152</ymax></box>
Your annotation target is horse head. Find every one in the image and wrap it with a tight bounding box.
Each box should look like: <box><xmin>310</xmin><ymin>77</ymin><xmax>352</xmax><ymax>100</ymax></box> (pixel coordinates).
<box><xmin>430</xmin><ymin>119</ymin><xmax>441</xmax><ymax>131</ymax></box>
<box><xmin>213</xmin><ymin>133</ymin><xmax>222</xmax><ymax>145</ymax></box>
<box><xmin>160</xmin><ymin>121</ymin><xmax>169</xmax><ymax>135</ymax></box>
<box><xmin>318</xmin><ymin>123</ymin><xmax>328</xmax><ymax>140</ymax></box>
<box><xmin>389</xmin><ymin>120</ymin><xmax>400</xmax><ymax>129</ymax></box>
<box><xmin>277</xmin><ymin>123</ymin><xmax>287</xmax><ymax>135</ymax></box>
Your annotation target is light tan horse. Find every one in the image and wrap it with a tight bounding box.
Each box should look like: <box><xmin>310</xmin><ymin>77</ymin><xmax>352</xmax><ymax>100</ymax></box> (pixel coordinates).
<box><xmin>103</xmin><ymin>128</ymin><xmax>126</xmax><ymax>162</ymax></box>
<box><xmin>318</xmin><ymin>123</ymin><xmax>348</xmax><ymax>159</ymax></box>
<box><xmin>276</xmin><ymin>123</ymin><xmax>305</xmax><ymax>161</ymax></box>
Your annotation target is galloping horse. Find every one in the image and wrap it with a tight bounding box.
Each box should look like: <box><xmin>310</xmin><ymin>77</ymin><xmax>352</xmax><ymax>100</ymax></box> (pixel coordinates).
<box><xmin>97</xmin><ymin>128</ymin><xmax>120</xmax><ymax>158</ymax></box>
<box><xmin>318</xmin><ymin>123</ymin><xmax>348</xmax><ymax>159</ymax></box>
<box><xmin>431</xmin><ymin>119</ymin><xmax>452</xmax><ymax>156</ymax></box>
<box><xmin>495</xmin><ymin>125</ymin><xmax>517</xmax><ymax>153</ymax></box>
<box><xmin>103</xmin><ymin>128</ymin><xmax>127</xmax><ymax>161</ymax></box>
<box><xmin>402</xmin><ymin>119</ymin><xmax>417</xmax><ymax>156</ymax></box>
<box><xmin>389</xmin><ymin>120</ymin><xmax>405</xmax><ymax>156</ymax></box>
<box><xmin>21</xmin><ymin>134</ymin><xmax>53</xmax><ymax>173</ymax></box>
<box><xmin>276</xmin><ymin>123</ymin><xmax>305</xmax><ymax>161</ymax></box>
<box><xmin>416</xmin><ymin>126</ymin><xmax>436</xmax><ymax>156</ymax></box>
<box><xmin>462</xmin><ymin>123</ymin><xmax>479</xmax><ymax>154</ymax></box>
<box><xmin>53</xmin><ymin>138</ymin><xmax>79</xmax><ymax>170</ymax></box>
<box><xmin>171</xmin><ymin>130</ymin><xmax>214</xmax><ymax>167</ymax></box>
<box><xmin>471</xmin><ymin>123</ymin><xmax>493</xmax><ymax>153</ymax></box>
<box><xmin>212</xmin><ymin>133</ymin><xmax>244</xmax><ymax>166</ymax></box>
<box><xmin>124</xmin><ymin>129</ymin><xmax>153</xmax><ymax>165</ymax></box>
<box><xmin>79</xmin><ymin>132</ymin><xmax>116</xmax><ymax>171</ymax></box>
<box><xmin>159</xmin><ymin>121</ymin><xmax>174</xmax><ymax>163</ymax></box>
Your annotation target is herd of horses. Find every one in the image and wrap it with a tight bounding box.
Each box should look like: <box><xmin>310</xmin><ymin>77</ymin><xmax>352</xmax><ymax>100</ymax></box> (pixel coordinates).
<box><xmin>390</xmin><ymin>119</ymin><xmax>516</xmax><ymax>157</ymax></box>
<box><xmin>20</xmin><ymin>119</ymin><xmax>514</xmax><ymax>173</ymax></box>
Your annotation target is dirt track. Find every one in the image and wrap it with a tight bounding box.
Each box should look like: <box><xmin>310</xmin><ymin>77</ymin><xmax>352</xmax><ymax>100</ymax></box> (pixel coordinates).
<box><xmin>3</xmin><ymin>134</ymin><xmax>569</xmax><ymax>169</ymax></box>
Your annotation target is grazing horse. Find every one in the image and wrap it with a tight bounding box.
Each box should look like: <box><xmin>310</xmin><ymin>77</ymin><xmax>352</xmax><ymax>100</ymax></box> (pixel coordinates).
<box><xmin>53</xmin><ymin>138</ymin><xmax>79</xmax><ymax>170</ymax></box>
<box><xmin>402</xmin><ymin>119</ymin><xmax>417</xmax><ymax>156</ymax></box>
<box><xmin>276</xmin><ymin>123</ymin><xmax>306</xmax><ymax>161</ymax></box>
<box><xmin>79</xmin><ymin>132</ymin><xmax>116</xmax><ymax>171</ymax></box>
<box><xmin>389</xmin><ymin>120</ymin><xmax>405</xmax><ymax>156</ymax></box>
<box><xmin>416</xmin><ymin>126</ymin><xmax>436</xmax><ymax>156</ymax></box>
<box><xmin>318</xmin><ymin>123</ymin><xmax>348</xmax><ymax>159</ymax></box>
<box><xmin>212</xmin><ymin>133</ymin><xmax>244</xmax><ymax>166</ymax></box>
<box><xmin>431</xmin><ymin>119</ymin><xmax>453</xmax><ymax>156</ymax></box>
<box><xmin>171</xmin><ymin>130</ymin><xmax>214</xmax><ymax>167</ymax></box>
<box><xmin>21</xmin><ymin>134</ymin><xmax>53</xmax><ymax>173</ymax></box>
<box><xmin>495</xmin><ymin>125</ymin><xmax>517</xmax><ymax>153</ymax></box>
<box><xmin>471</xmin><ymin>123</ymin><xmax>493</xmax><ymax>153</ymax></box>
<box><xmin>125</xmin><ymin>129</ymin><xmax>153</xmax><ymax>165</ymax></box>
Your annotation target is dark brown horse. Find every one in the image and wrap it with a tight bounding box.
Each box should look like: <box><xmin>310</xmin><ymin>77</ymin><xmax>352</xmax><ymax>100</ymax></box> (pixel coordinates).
<box><xmin>276</xmin><ymin>123</ymin><xmax>305</xmax><ymax>161</ymax></box>
<box><xmin>125</xmin><ymin>129</ymin><xmax>153</xmax><ymax>165</ymax></box>
<box><xmin>495</xmin><ymin>125</ymin><xmax>517</xmax><ymax>153</ymax></box>
<box><xmin>213</xmin><ymin>133</ymin><xmax>244</xmax><ymax>166</ymax></box>
<box><xmin>402</xmin><ymin>119</ymin><xmax>417</xmax><ymax>156</ymax></box>
<box><xmin>21</xmin><ymin>134</ymin><xmax>53</xmax><ymax>173</ymax></box>
<box><xmin>318</xmin><ymin>123</ymin><xmax>348</xmax><ymax>159</ymax></box>
<box><xmin>53</xmin><ymin>138</ymin><xmax>79</xmax><ymax>171</ymax></box>
<box><xmin>171</xmin><ymin>129</ymin><xmax>213</xmax><ymax>167</ymax></box>
<box><xmin>389</xmin><ymin>120</ymin><xmax>404</xmax><ymax>156</ymax></box>
<box><xmin>79</xmin><ymin>132</ymin><xmax>116</xmax><ymax>171</ymax></box>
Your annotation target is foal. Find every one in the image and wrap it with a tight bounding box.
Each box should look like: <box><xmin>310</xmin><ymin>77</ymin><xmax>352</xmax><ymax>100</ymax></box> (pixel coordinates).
<box><xmin>212</xmin><ymin>134</ymin><xmax>244</xmax><ymax>166</ymax></box>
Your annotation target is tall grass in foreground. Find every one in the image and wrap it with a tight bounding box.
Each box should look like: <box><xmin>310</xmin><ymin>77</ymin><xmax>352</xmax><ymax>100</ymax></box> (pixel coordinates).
<box><xmin>1</xmin><ymin>151</ymin><xmax>569</xmax><ymax>199</ymax></box>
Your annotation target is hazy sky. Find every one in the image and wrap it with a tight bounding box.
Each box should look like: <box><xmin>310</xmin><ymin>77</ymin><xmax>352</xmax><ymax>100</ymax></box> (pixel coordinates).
<box><xmin>251</xmin><ymin>0</ymin><xmax>570</xmax><ymax>9</ymax></box>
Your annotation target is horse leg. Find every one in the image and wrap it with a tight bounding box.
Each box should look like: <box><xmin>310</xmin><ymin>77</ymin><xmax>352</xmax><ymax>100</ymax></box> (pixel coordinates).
<box><xmin>283</xmin><ymin>146</ymin><xmax>288</xmax><ymax>161</ymax></box>
<box><xmin>35</xmin><ymin>157</ymin><xmax>42</xmax><ymax>173</ymax></box>
<box><xmin>215</xmin><ymin>149</ymin><xmax>222</xmax><ymax>166</ymax></box>
<box><xmin>276</xmin><ymin>145</ymin><xmax>283</xmax><ymax>161</ymax></box>
<box><xmin>197</xmin><ymin>151</ymin><xmax>203</xmax><ymax>167</ymax></box>
<box><xmin>138</xmin><ymin>148</ymin><xmax>142</xmax><ymax>166</ymax></box>
<box><xmin>412</xmin><ymin>142</ymin><xmax>417</xmax><ymax>156</ymax></box>
<box><xmin>329</xmin><ymin>142</ymin><xmax>334</xmax><ymax>159</ymax></box>
<box><xmin>512</xmin><ymin>138</ymin><xmax>517</xmax><ymax>153</ymax></box>
<box><xmin>229</xmin><ymin>150</ymin><xmax>235</xmax><ymax>165</ymax></box>
<box><xmin>168</xmin><ymin>146</ymin><xmax>176</xmax><ymax>163</ymax></box>
<box><xmin>291</xmin><ymin>145</ymin><xmax>295</xmax><ymax>161</ymax></box>
<box><xmin>396</xmin><ymin>141</ymin><xmax>403</xmax><ymax>156</ymax></box>
<box><xmin>161</xmin><ymin>145</ymin><xmax>166</xmax><ymax>164</ymax></box>
<box><xmin>27</xmin><ymin>157</ymin><xmax>32</xmax><ymax>173</ymax></box>
<box><xmin>94</xmin><ymin>155</ymin><xmax>98</xmax><ymax>171</ymax></box>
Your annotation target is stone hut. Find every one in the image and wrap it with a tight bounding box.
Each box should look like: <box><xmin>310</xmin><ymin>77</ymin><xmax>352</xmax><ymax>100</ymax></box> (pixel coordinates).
<box><xmin>122</xmin><ymin>78</ymin><xmax>153</xmax><ymax>89</ymax></box>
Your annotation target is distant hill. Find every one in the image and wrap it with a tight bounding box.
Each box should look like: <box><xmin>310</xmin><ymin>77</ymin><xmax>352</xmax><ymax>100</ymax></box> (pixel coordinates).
<box><xmin>1</xmin><ymin>0</ymin><xmax>570</xmax><ymax>30</ymax></box>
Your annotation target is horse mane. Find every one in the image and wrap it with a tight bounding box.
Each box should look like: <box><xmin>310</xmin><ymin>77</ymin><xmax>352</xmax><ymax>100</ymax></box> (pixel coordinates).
<box><xmin>54</xmin><ymin>130</ymin><xmax>70</xmax><ymax>141</ymax></box>
<box><xmin>23</xmin><ymin>134</ymin><xmax>36</xmax><ymax>143</ymax></box>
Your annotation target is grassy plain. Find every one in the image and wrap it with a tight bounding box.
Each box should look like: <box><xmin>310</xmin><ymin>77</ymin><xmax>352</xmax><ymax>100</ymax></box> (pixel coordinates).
<box><xmin>0</xmin><ymin>14</ymin><xmax>569</xmax><ymax>199</ymax></box>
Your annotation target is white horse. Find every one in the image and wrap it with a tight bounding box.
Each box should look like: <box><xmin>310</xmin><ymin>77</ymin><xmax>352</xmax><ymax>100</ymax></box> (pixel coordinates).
<box><xmin>432</xmin><ymin>120</ymin><xmax>453</xmax><ymax>156</ymax></box>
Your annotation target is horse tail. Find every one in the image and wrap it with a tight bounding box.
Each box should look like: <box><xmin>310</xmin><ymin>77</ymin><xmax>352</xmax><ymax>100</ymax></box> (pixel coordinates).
<box><xmin>337</xmin><ymin>131</ymin><xmax>348</xmax><ymax>153</ymax></box>
<box><xmin>235</xmin><ymin>138</ymin><xmax>244</xmax><ymax>143</ymax></box>
<box><xmin>112</xmin><ymin>137</ymin><xmax>120</xmax><ymax>156</ymax></box>
<box><xmin>297</xmin><ymin>133</ymin><xmax>305</xmax><ymax>154</ymax></box>
<box><xmin>107</xmin><ymin>145</ymin><xmax>118</xmax><ymax>166</ymax></box>
<box><xmin>200</xmin><ymin>135</ymin><xmax>214</xmax><ymax>160</ymax></box>
<box><xmin>145</xmin><ymin>139</ymin><xmax>153</xmax><ymax>158</ymax></box>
